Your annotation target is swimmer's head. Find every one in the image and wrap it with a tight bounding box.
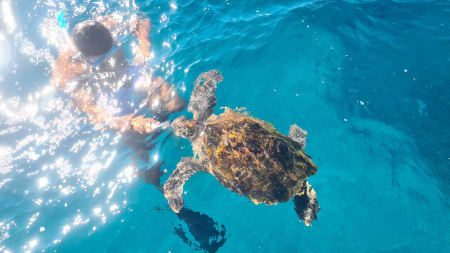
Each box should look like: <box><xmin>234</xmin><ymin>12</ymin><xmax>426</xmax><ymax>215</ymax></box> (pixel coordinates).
<box><xmin>71</xmin><ymin>20</ymin><xmax>113</xmax><ymax>57</ymax></box>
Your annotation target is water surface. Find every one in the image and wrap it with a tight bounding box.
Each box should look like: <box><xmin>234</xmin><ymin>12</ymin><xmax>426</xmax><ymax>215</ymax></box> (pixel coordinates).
<box><xmin>0</xmin><ymin>0</ymin><xmax>449</xmax><ymax>252</ymax></box>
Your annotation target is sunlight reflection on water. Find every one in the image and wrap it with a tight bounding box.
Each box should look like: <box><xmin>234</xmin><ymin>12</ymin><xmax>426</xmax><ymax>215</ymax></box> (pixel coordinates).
<box><xmin>0</xmin><ymin>0</ymin><xmax>174</xmax><ymax>251</ymax></box>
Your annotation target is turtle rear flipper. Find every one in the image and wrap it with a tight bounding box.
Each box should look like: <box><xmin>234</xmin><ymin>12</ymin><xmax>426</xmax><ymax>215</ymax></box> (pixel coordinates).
<box><xmin>164</xmin><ymin>157</ymin><xmax>202</xmax><ymax>213</ymax></box>
<box><xmin>293</xmin><ymin>181</ymin><xmax>319</xmax><ymax>226</ymax></box>
<box><xmin>289</xmin><ymin>124</ymin><xmax>307</xmax><ymax>149</ymax></box>
<box><xmin>188</xmin><ymin>70</ymin><xmax>223</xmax><ymax>122</ymax></box>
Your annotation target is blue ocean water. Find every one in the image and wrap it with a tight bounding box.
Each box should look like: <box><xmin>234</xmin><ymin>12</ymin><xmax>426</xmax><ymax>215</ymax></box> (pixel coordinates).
<box><xmin>0</xmin><ymin>0</ymin><xmax>449</xmax><ymax>252</ymax></box>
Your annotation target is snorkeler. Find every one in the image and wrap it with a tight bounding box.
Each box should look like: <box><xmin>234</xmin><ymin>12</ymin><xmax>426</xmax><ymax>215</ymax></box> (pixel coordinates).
<box><xmin>51</xmin><ymin>14</ymin><xmax>186</xmax><ymax>135</ymax></box>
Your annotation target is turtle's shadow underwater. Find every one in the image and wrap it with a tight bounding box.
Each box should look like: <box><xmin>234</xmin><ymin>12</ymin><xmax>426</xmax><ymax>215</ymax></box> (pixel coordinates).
<box><xmin>174</xmin><ymin>208</ymin><xmax>227</xmax><ymax>253</ymax></box>
<box><xmin>125</xmin><ymin>132</ymin><xmax>228</xmax><ymax>252</ymax></box>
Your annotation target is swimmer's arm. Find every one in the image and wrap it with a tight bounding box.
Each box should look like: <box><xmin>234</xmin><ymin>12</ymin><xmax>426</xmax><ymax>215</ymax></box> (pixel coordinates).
<box><xmin>98</xmin><ymin>15</ymin><xmax>151</xmax><ymax>64</ymax></box>
<box><xmin>73</xmin><ymin>89</ymin><xmax>158</xmax><ymax>134</ymax></box>
<box><xmin>51</xmin><ymin>50</ymin><xmax>87</xmax><ymax>90</ymax></box>
<box><xmin>133</xmin><ymin>18</ymin><xmax>151</xmax><ymax>64</ymax></box>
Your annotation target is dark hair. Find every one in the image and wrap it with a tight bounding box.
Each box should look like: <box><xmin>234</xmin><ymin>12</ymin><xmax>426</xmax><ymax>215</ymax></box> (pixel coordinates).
<box><xmin>71</xmin><ymin>20</ymin><xmax>113</xmax><ymax>57</ymax></box>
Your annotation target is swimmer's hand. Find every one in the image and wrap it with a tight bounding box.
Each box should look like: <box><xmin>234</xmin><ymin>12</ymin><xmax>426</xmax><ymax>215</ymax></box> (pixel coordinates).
<box><xmin>130</xmin><ymin>115</ymin><xmax>159</xmax><ymax>135</ymax></box>
<box><xmin>109</xmin><ymin>114</ymin><xmax>159</xmax><ymax>135</ymax></box>
<box><xmin>72</xmin><ymin>89</ymin><xmax>158</xmax><ymax>135</ymax></box>
<box><xmin>98</xmin><ymin>14</ymin><xmax>151</xmax><ymax>65</ymax></box>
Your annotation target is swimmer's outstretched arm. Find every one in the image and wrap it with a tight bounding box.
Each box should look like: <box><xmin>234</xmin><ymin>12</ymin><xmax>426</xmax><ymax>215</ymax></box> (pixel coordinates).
<box><xmin>134</xmin><ymin>18</ymin><xmax>151</xmax><ymax>63</ymax></box>
<box><xmin>52</xmin><ymin>66</ymin><xmax>158</xmax><ymax>135</ymax></box>
<box><xmin>73</xmin><ymin>89</ymin><xmax>160</xmax><ymax>135</ymax></box>
<box><xmin>98</xmin><ymin>14</ymin><xmax>151</xmax><ymax>64</ymax></box>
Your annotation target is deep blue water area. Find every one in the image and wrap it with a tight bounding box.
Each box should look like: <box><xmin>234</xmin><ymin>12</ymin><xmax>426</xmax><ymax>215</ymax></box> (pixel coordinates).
<box><xmin>0</xmin><ymin>0</ymin><xmax>449</xmax><ymax>252</ymax></box>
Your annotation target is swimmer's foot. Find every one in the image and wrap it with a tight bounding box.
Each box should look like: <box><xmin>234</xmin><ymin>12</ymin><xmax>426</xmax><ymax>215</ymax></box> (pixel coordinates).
<box><xmin>147</xmin><ymin>77</ymin><xmax>186</xmax><ymax>119</ymax></box>
<box><xmin>148</xmin><ymin>93</ymin><xmax>186</xmax><ymax>121</ymax></box>
<box><xmin>159</xmin><ymin>81</ymin><xmax>186</xmax><ymax>113</ymax></box>
<box><xmin>165</xmin><ymin>94</ymin><xmax>186</xmax><ymax>113</ymax></box>
<box><xmin>149</xmin><ymin>96</ymin><xmax>186</xmax><ymax>121</ymax></box>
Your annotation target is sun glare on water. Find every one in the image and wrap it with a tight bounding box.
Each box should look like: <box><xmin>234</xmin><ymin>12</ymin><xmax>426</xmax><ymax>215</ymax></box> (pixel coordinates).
<box><xmin>0</xmin><ymin>0</ymin><xmax>170</xmax><ymax>251</ymax></box>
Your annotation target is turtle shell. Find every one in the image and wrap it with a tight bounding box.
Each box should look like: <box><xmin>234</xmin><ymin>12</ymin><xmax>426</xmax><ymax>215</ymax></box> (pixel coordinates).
<box><xmin>193</xmin><ymin>108</ymin><xmax>318</xmax><ymax>205</ymax></box>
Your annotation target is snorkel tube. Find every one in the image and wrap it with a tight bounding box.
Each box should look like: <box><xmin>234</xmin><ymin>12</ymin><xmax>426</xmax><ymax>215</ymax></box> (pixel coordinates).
<box><xmin>57</xmin><ymin>10</ymin><xmax>67</xmax><ymax>29</ymax></box>
<box><xmin>58</xmin><ymin>10</ymin><xmax>75</xmax><ymax>50</ymax></box>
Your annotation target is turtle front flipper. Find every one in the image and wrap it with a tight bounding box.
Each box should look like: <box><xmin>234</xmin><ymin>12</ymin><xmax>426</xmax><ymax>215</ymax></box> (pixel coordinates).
<box><xmin>293</xmin><ymin>181</ymin><xmax>319</xmax><ymax>226</ymax></box>
<box><xmin>289</xmin><ymin>124</ymin><xmax>307</xmax><ymax>149</ymax></box>
<box><xmin>188</xmin><ymin>70</ymin><xmax>223</xmax><ymax>122</ymax></box>
<box><xmin>164</xmin><ymin>157</ymin><xmax>203</xmax><ymax>213</ymax></box>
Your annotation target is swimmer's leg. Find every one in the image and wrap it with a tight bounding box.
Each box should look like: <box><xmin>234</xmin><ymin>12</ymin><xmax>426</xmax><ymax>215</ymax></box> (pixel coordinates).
<box><xmin>165</xmin><ymin>92</ymin><xmax>186</xmax><ymax>113</ymax></box>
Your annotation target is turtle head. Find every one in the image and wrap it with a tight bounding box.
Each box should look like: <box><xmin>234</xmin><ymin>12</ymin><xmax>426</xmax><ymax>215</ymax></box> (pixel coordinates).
<box><xmin>171</xmin><ymin>116</ymin><xmax>199</xmax><ymax>140</ymax></box>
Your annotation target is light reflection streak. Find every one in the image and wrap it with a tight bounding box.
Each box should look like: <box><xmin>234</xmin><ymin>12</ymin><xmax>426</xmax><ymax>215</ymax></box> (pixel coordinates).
<box><xmin>107</xmin><ymin>181</ymin><xmax>118</xmax><ymax>200</ymax></box>
<box><xmin>1</xmin><ymin>0</ymin><xmax>16</xmax><ymax>34</ymax></box>
<box><xmin>109</xmin><ymin>204</ymin><xmax>119</xmax><ymax>213</ymax></box>
<box><xmin>73</xmin><ymin>214</ymin><xmax>89</xmax><ymax>226</ymax></box>
<box><xmin>38</xmin><ymin>177</ymin><xmax>48</xmax><ymax>188</ymax></box>
<box><xmin>93</xmin><ymin>207</ymin><xmax>102</xmax><ymax>216</ymax></box>
<box><xmin>0</xmin><ymin>32</ymin><xmax>11</xmax><ymax>69</ymax></box>
<box><xmin>0</xmin><ymin>146</ymin><xmax>13</xmax><ymax>176</ymax></box>
<box><xmin>162</xmin><ymin>41</ymin><xmax>171</xmax><ymax>49</ymax></box>
<box><xmin>23</xmin><ymin>238</ymin><xmax>38</xmax><ymax>253</ymax></box>
<box><xmin>0</xmin><ymin>221</ymin><xmax>15</xmax><ymax>244</ymax></box>
<box><xmin>26</xmin><ymin>212</ymin><xmax>40</xmax><ymax>231</ymax></box>
<box><xmin>62</xmin><ymin>224</ymin><xmax>71</xmax><ymax>235</ymax></box>
<box><xmin>33</xmin><ymin>199</ymin><xmax>43</xmax><ymax>206</ymax></box>
<box><xmin>117</xmin><ymin>166</ymin><xmax>135</xmax><ymax>183</ymax></box>
<box><xmin>170</xmin><ymin>2</ymin><xmax>178</xmax><ymax>11</ymax></box>
<box><xmin>20</xmin><ymin>37</ymin><xmax>55</xmax><ymax>65</ymax></box>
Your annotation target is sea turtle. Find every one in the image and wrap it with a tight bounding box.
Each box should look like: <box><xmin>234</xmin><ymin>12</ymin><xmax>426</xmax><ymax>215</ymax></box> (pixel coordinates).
<box><xmin>164</xmin><ymin>70</ymin><xmax>320</xmax><ymax>226</ymax></box>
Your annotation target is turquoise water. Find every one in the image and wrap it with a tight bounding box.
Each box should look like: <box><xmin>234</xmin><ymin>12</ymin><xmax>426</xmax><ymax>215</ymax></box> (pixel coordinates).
<box><xmin>0</xmin><ymin>0</ymin><xmax>449</xmax><ymax>252</ymax></box>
